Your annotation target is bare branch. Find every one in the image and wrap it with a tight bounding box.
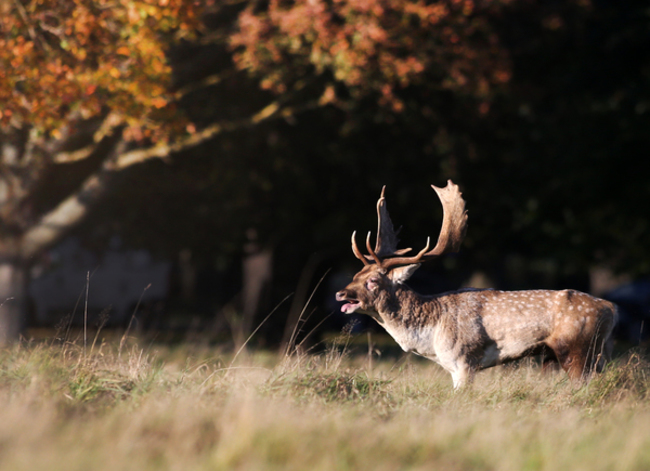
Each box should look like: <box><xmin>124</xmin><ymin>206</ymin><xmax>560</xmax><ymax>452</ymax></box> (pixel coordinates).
<box><xmin>20</xmin><ymin>174</ymin><xmax>103</xmax><ymax>259</ymax></box>
<box><xmin>52</xmin><ymin>145</ymin><xmax>97</xmax><ymax>164</ymax></box>
<box><xmin>173</xmin><ymin>70</ymin><xmax>236</xmax><ymax>99</ymax></box>
<box><xmin>112</xmin><ymin>98</ymin><xmax>318</xmax><ymax>170</ymax></box>
<box><xmin>20</xmin><ymin>140</ymin><xmax>127</xmax><ymax>259</ymax></box>
<box><xmin>52</xmin><ymin>112</ymin><xmax>124</xmax><ymax>164</ymax></box>
<box><xmin>19</xmin><ymin>92</ymin><xmax>319</xmax><ymax>258</ymax></box>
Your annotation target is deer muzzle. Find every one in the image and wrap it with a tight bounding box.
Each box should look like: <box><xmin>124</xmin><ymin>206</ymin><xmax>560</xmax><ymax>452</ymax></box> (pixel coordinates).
<box><xmin>336</xmin><ymin>290</ymin><xmax>361</xmax><ymax>314</ymax></box>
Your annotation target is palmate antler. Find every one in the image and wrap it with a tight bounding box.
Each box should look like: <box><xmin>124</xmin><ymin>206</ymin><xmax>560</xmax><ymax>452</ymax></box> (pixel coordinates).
<box><xmin>351</xmin><ymin>180</ymin><xmax>468</xmax><ymax>269</ymax></box>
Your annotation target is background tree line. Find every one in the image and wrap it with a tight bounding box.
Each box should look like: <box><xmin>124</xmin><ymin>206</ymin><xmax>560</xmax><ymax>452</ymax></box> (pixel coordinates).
<box><xmin>0</xmin><ymin>0</ymin><xmax>647</xmax><ymax>345</ymax></box>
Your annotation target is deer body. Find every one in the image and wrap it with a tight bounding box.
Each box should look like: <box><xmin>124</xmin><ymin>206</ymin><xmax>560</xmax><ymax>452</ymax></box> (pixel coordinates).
<box><xmin>336</xmin><ymin>181</ymin><xmax>617</xmax><ymax>388</ymax></box>
<box><xmin>348</xmin><ymin>284</ymin><xmax>616</xmax><ymax>388</ymax></box>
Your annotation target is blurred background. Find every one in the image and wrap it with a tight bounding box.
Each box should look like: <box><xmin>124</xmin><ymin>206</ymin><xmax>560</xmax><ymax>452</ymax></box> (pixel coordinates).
<box><xmin>0</xmin><ymin>0</ymin><xmax>648</xmax><ymax>348</ymax></box>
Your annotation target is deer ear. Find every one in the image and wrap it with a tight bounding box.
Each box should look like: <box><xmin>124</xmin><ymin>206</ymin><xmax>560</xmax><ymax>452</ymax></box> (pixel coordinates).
<box><xmin>388</xmin><ymin>264</ymin><xmax>421</xmax><ymax>284</ymax></box>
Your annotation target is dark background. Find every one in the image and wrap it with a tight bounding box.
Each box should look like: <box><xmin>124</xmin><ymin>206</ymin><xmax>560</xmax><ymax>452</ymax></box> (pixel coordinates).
<box><xmin>30</xmin><ymin>0</ymin><xmax>650</xmax><ymax>348</ymax></box>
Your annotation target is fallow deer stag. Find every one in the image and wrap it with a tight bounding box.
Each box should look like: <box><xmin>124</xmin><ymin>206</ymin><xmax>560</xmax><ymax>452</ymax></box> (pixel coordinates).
<box><xmin>336</xmin><ymin>181</ymin><xmax>617</xmax><ymax>388</ymax></box>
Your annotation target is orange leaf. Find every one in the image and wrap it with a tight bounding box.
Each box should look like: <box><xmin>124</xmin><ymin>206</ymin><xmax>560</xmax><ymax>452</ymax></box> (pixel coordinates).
<box><xmin>151</xmin><ymin>97</ymin><xmax>167</xmax><ymax>108</ymax></box>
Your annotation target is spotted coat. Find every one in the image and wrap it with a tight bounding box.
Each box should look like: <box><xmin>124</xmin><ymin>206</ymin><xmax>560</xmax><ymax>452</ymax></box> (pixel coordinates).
<box><xmin>337</xmin><ymin>265</ymin><xmax>617</xmax><ymax>388</ymax></box>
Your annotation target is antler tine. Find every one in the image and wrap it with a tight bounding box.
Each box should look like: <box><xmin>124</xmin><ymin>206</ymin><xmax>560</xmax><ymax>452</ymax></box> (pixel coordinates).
<box><xmin>352</xmin><ymin>184</ymin><xmax>449</xmax><ymax>268</ymax></box>
<box><xmin>382</xmin><ymin>180</ymin><xmax>468</xmax><ymax>269</ymax></box>
<box><xmin>374</xmin><ymin>185</ymin><xmax>401</xmax><ymax>257</ymax></box>
<box><xmin>366</xmin><ymin>231</ymin><xmax>382</xmax><ymax>265</ymax></box>
<box><xmin>414</xmin><ymin>237</ymin><xmax>431</xmax><ymax>258</ymax></box>
<box><xmin>427</xmin><ymin>180</ymin><xmax>468</xmax><ymax>255</ymax></box>
<box><xmin>351</xmin><ymin>231</ymin><xmax>370</xmax><ymax>266</ymax></box>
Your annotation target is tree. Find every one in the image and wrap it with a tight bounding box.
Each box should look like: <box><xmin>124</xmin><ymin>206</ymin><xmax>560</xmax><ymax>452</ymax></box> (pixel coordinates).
<box><xmin>0</xmin><ymin>0</ymin><xmax>208</xmax><ymax>342</ymax></box>
<box><xmin>230</xmin><ymin>0</ymin><xmax>512</xmax><ymax>114</ymax></box>
<box><xmin>0</xmin><ymin>0</ymin><xmax>337</xmax><ymax>342</ymax></box>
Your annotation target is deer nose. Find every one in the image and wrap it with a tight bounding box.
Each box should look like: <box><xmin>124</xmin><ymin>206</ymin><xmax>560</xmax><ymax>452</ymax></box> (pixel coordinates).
<box><xmin>335</xmin><ymin>291</ymin><xmax>347</xmax><ymax>301</ymax></box>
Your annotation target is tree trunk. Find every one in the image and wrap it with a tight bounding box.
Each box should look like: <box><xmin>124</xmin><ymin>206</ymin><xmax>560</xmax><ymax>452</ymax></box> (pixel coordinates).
<box><xmin>0</xmin><ymin>258</ymin><xmax>28</xmax><ymax>345</ymax></box>
<box><xmin>239</xmin><ymin>230</ymin><xmax>273</xmax><ymax>346</ymax></box>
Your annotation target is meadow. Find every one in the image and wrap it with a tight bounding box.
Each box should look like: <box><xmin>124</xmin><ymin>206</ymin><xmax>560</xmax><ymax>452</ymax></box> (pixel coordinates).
<box><xmin>1</xmin><ymin>330</ymin><xmax>650</xmax><ymax>471</ymax></box>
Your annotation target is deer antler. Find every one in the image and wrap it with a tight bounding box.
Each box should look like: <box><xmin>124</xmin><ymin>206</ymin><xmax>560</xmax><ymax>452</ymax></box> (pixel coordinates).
<box><xmin>351</xmin><ymin>186</ymin><xmax>411</xmax><ymax>266</ymax></box>
<box><xmin>351</xmin><ymin>231</ymin><xmax>370</xmax><ymax>266</ymax></box>
<box><xmin>374</xmin><ymin>186</ymin><xmax>400</xmax><ymax>256</ymax></box>
<box><xmin>382</xmin><ymin>180</ymin><xmax>467</xmax><ymax>269</ymax></box>
<box><xmin>350</xmin><ymin>180</ymin><xmax>468</xmax><ymax>269</ymax></box>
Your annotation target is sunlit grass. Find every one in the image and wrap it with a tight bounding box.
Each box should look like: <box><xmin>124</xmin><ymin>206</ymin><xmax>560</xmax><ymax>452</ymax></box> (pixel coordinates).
<box><xmin>1</xmin><ymin>336</ymin><xmax>649</xmax><ymax>470</ymax></box>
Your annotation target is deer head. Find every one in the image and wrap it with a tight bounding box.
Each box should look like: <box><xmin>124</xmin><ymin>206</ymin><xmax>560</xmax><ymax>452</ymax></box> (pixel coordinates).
<box><xmin>336</xmin><ymin>180</ymin><xmax>468</xmax><ymax>314</ymax></box>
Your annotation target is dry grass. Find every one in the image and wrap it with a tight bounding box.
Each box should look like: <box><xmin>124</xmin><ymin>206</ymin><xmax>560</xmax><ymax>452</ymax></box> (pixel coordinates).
<box><xmin>1</xmin><ymin>335</ymin><xmax>650</xmax><ymax>471</ymax></box>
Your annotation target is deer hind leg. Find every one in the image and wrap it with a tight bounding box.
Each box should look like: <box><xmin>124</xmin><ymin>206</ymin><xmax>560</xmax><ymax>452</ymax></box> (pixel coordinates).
<box><xmin>565</xmin><ymin>347</ymin><xmax>590</xmax><ymax>381</ymax></box>
<box><xmin>572</xmin><ymin>314</ymin><xmax>616</xmax><ymax>376</ymax></box>
<box><xmin>562</xmin><ymin>341</ymin><xmax>612</xmax><ymax>381</ymax></box>
<box><xmin>546</xmin><ymin>339</ymin><xmax>588</xmax><ymax>382</ymax></box>
<box><xmin>587</xmin><ymin>326</ymin><xmax>614</xmax><ymax>374</ymax></box>
<box><xmin>593</xmin><ymin>314</ymin><xmax>616</xmax><ymax>373</ymax></box>
<box><xmin>548</xmin><ymin>318</ymin><xmax>614</xmax><ymax>381</ymax></box>
<box><xmin>541</xmin><ymin>347</ymin><xmax>560</xmax><ymax>374</ymax></box>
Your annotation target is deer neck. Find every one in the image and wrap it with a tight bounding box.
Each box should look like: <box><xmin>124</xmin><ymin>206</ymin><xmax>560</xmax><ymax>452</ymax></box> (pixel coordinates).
<box><xmin>371</xmin><ymin>285</ymin><xmax>442</xmax><ymax>353</ymax></box>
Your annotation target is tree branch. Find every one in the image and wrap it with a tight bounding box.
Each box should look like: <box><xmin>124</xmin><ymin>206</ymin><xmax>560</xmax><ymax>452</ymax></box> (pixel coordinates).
<box><xmin>173</xmin><ymin>70</ymin><xmax>236</xmax><ymax>100</ymax></box>
<box><xmin>52</xmin><ymin>112</ymin><xmax>124</xmax><ymax>164</ymax></box>
<box><xmin>112</xmin><ymin>97</ymin><xmax>319</xmax><ymax>170</ymax></box>
<box><xmin>19</xmin><ymin>93</ymin><xmax>321</xmax><ymax>259</ymax></box>
<box><xmin>20</xmin><ymin>140</ymin><xmax>127</xmax><ymax>259</ymax></box>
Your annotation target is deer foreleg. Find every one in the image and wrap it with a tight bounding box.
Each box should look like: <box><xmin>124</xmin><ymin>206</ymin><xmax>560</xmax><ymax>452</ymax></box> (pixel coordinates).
<box><xmin>450</xmin><ymin>362</ymin><xmax>475</xmax><ymax>389</ymax></box>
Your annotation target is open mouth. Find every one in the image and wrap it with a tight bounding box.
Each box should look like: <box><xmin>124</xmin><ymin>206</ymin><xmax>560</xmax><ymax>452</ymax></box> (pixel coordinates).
<box><xmin>336</xmin><ymin>291</ymin><xmax>362</xmax><ymax>314</ymax></box>
<box><xmin>340</xmin><ymin>299</ymin><xmax>361</xmax><ymax>314</ymax></box>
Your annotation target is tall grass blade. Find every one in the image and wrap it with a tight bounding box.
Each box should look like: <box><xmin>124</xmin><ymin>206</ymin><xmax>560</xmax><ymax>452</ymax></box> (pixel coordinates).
<box><xmin>119</xmin><ymin>283</ymin><xmax>150</xmax><ymax>358</ymax></box>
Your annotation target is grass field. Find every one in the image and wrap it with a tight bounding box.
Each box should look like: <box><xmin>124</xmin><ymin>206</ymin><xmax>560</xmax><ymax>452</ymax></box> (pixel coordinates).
<box><xmin>1</xmin><ymin>332</ymin><xmax>650</xmax><ymax>470</ymax></box>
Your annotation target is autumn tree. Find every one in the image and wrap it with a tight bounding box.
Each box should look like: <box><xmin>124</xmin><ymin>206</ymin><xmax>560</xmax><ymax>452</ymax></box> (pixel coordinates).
<box><xmin>230</xmin><ymin>0</ymin><xmax>512</xmax><ymax>114</ymax></box>
<box><xmin>0</xmin><ymin>0</ymin><xmax>519</xmax><ymax>343</ymax></box>
<box><xmin>0</xmin><ymin>0</ymin><xmax>209</xmax><ymax>342</ymax></box>
<box><xmin>0</xmin><ymin>0</ymin><xmax>315</xmax><ymax>343</ymax></box>
<box><xmin>4</xmin><ymin>0</ymin><xmax>642</xmax><ymax>345</ymax></box>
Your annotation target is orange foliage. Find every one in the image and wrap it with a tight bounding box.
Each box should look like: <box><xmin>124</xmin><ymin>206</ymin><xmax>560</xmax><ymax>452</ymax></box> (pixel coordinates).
<box><xmin>0</xmin><ymin>0</ymin><xmax>202</xmax><ymax>142</ymax></box>
<box><xmin>231</xmin><ymin>0</ymin><xmax>512</xmax><ymax>112</ymax></box>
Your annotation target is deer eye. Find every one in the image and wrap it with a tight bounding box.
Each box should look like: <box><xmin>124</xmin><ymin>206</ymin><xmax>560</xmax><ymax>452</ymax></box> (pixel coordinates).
<box><xmin>366</xmin><ymin>278</ymin><xmax>380</xmax><ymax>291</ymax></box>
